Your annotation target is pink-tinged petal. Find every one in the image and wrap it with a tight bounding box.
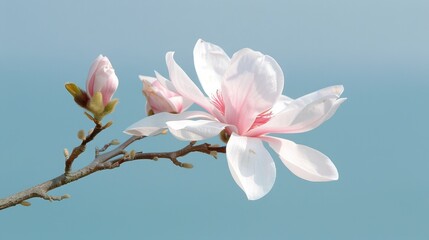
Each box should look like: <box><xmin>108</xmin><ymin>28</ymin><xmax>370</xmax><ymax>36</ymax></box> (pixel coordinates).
<box><xmin>166</xmin><ymin>52</ymin><xmax>214</xmax><ymax>113</ymax></box>
<box><xmin>166</xmin><ymin>120</ymin><xmax>228</xmax><ymax>141</ymax></box>
<box><xmin>140</xmin><ymin>73</ymin><xmax>193</xmax><ymax>113</ymax></box>
<box><xmin>194</xmin><ymin>39</ymin><xmax>230</xmax><ymax>97</ymax></box>
<box><xmin>145</xmin><ymin>102</ymin><xmax>151</xmax><ymax>115</ymax></box>
<box><xmin>85</xmin><ymin>55</ymin><xmax>119</xmax><ymax>105</ymax></box>
<box><xmin>86</xmin><ymin>55</ymin><xmax>104</xmax><ymax>96</ymax></box>
<box><xmin>167</xmin><ymin>96</ymin><xmax>186</xmax><ymax>113</ymax></box>
<box><xmin>147</xmin><ymin>73</ymin><xmax>193</xmax><ymax>112</ymax></box>
<box><xmin>154</xmin><ymin>71</ymin><xmax>194</xmax><ymax>111</ymax></box>
<box><xmin>138</xmin><ymin>76</ymin><xmax>159</xmax><ymax>114</ymax></box>
<box><xmin>263</xmin><ymin>136</ymin><xmax>338</xmax><ymax>182</ymax></box>
<box><xmin>153</xmin><ymin>71</ymin><xmax>175</xmax><ymax>92</ymax></box>
<box><xmin>141</xmin><ymin>78</ymin><xmax>177</xmax><ymax>113</ymax></box>
<box><xmin>226</xmin><ymin>133</ymin><xmax>276</xmax><ymax>200</ymax></box>
<box><xmin>92</xmin><ymin>58</ymin><xmax>114</xmax><ymax>92</ymax></box>
<box><xmin>247</xmin><ymin>86</ymin><xmax>345</xmax><ymax>136</ymax></box>
<box><xmin>222</xmin><ymin>48</ymin><xmax>284</xmax><ymax>134</ymax></box>
<box><xmin>124</xmin><ymin>111</ymin><xmax>214</xmax><ymax>136</ymax></box>
<box><xmin>100</xmin><ymin>72</ymin><xmax>119</xmax><ymax>105</ymax></box>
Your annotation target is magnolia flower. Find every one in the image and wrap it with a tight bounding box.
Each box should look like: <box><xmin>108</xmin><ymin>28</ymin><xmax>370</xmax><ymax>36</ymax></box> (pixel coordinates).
<box><xmin>140</xmin><ymin>71</ymin><xmax>192</xmax><ymax>115</ymax></box>
<box><xmin>86</xmin><ymin>55</ymin><xmax>119</xmax><ymax>106</ymax></box>
<box><xmin>125</xmin><ymin>40</ymin><xmax>346</xmax><ymax>200</ymax></box>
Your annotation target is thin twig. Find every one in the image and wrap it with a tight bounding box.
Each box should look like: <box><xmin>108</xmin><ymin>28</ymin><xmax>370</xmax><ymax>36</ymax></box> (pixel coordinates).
<box><xmin>64</xmin><ymin>118</ymin><xmax>111</xmax><ymax>175</ymax></box>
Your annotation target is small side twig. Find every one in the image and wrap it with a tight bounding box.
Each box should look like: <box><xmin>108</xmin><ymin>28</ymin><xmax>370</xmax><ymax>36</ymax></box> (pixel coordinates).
<box><xmin>95</xmin><ymin>139</ymin><xmax>119</xmax><ymax>156</ymax></box>
<box><xmin>64</xmin><ymin>117</ymin><xmax>106</xmax><ymax>175</ymax></box>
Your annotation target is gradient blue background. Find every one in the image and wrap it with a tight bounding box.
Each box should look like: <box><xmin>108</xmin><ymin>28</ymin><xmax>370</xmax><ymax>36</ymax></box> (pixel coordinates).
<box><xmin>1</xmin><ymin>0</ymin><xmax>428</xmax><ymax>239</ymax></box>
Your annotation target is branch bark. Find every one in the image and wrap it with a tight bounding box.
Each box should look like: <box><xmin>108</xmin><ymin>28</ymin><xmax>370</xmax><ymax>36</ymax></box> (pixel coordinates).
<box><xmin>0</xmin><ymin>136</ymin><xmax>225</xmax><ymax>211</ymax></box>
<box><xmin>64</xmin><ymin>119</ymin><xmax>110</xmax><ymax>174</ymax></box>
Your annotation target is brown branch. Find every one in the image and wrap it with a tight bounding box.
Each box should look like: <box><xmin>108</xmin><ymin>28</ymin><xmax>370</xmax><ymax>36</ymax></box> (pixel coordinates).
<box><xmin>119</xmin><ymin>141</ymin><xmax>226</xmax><ymax>167</ymax></box>
<box><xmin>0</xmin><ymin>137</ymin><xmax>225</xmax><ymax>211</ymax></box>
<box><xmin>64</xmin><ymin>118</ymin><xmax>111</xmax><ymax>175</ymax></box>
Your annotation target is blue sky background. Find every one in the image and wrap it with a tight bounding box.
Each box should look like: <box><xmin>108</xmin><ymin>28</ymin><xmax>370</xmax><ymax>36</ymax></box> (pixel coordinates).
<box><xmin>0</xmin><ymin>0</ymin><xmax>428</xmax><ymax>239</ymax></box>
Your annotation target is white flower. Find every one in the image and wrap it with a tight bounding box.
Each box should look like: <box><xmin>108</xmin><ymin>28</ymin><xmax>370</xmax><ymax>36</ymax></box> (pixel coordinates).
<box><xmin>125</xmin><ymin>39</ymin><xmax>346</xmax><ymax>200</ymax></box>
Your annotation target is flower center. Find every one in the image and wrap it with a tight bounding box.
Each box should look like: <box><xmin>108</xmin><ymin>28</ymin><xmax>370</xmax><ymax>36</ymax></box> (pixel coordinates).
<box><xmin>211</xmin><ymin>90</ymin><xmax>272</xmax><ymax>132</ymax></box>
<box><xmin>250</xmin><ymin>110</ymin><xmax>272</xmax><ymax>130</ymax></box>
<box><xmin>211</xmin><ymin>90</ymin><xmax>226</xmax><ymax>116</ymax></box>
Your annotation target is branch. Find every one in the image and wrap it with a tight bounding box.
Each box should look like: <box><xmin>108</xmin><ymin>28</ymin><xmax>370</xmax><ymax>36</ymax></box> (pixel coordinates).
<box><xmin>120</xmin><ymin>141</ymin><xmax>226</xmax><ymax>167</ymax></box>
<box><xmin>64</xmin><ymin>116</ymin><xmax>111</xmax><ymax>175</ymax></box>
<box><xmin>0</xmin><ymin>137</ymin><xmax>225</xmax><ymax>211</ymax></box>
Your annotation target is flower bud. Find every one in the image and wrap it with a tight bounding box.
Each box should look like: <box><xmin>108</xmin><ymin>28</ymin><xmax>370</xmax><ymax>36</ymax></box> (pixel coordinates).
<box><xmin>140</xmin><ymin>72</ymin><xmax>192</xmax><ymax>115</ymax></box>
<box><xmin>20</xmin><ymin>201</ymin><xmax>31</xmax><ymax>207</ymax></box>
<box><xmin>62</xmin><ymin>194</ymin><xmax>71</xmax><ymax>199</ymax></box>
<box><xmin>181</xmin><ymin>163</ymin><xmax>194</xmax><ymax>169</ymax></box>
<box><xmin>129</xmin><ymin>150</ymin><xmax>136</xmax><ymax>159</ymax></box>
<box><xmin>77</xmin><ymin>130</ymin><xmax>86</xmax><ymax>140</ymax></box>
<box><xmin>103</xmin><ymin>121</ymin><xmax>113</xmax><ymax>129</ymax></box>
<box><xmin>86</xmin><ymin>55</ymin><xmax>119</xmax><ymax>107</ymax></box>
<box><xmin>63</xmin><ymin>148</ymin><xmax>70</xmax><ymax>158</ymax></box>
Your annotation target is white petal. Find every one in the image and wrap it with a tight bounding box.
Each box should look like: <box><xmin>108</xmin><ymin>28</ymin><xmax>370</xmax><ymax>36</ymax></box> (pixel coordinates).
<box><xmin>297</xmin><ymin>85</ymin><xmax>344</xmax><ymax>104</ymax></box>
<box><xmin>226</xmin><ymin>133</ymin><xmax>276</xmax><ymax>200</ymax></box>
<box><xmin>193</xmin><ymin>39</ymin><xmax>230</xmax><ymax>97</ymax></box>
<box><xmin>166</xmin><ymin>120</ymin><xmax>227</xmax><ymax>141</ymax></box>
<box><xmin>248</xmin><ymin>86</ymin><xmax>346</xmax><ymax>136</ymax></box>
<box><xmin>93</xmin><ymin>57</ymin><xmax>115</xmax><ymax>93</ymax></box>
<box><xmin>86</xmin><ymin>55</ymin><xmax>104</xmax><ymax>95</ymax></box>
<box><xmin>263</xmin><ymin>136</ymin><xmax>338</xmax><ymax>182</ymax></box>
<box><xmin>271</xmin><ymin>95</ymin><xmax>294</xmax><ymax>115</ymax></box>
<box><xmin>297</xmin><ymin>97</ymin><xmax>347</xmax><ymax>131</ymax></box>
<box><xmin>153</xmin><ymin>71</ymin><xmax>176</xmax><ymax>93</ymax></box>
<box><xmin>166</xmin><ymin>52</ymin><xmax>214</xmax><ymax>112</ymax></box>
<box><xmin>138</xmin><ymin>75</ymin><xmax>157</xmax><ymax>84</ymax></box>
<box><xmin>124</xmin><ymin>111</ymin><xmax>214</xmax><ymax>136</ymax></box>
<box><xmin>222</xmin><ymin>48</ymin><xmax>284</xmax><ymax>134</ymax></box>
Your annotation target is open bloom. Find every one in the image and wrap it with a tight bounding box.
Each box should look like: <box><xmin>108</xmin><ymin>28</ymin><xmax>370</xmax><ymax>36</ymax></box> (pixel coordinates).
<box><xmin>86</xmin><ymin>55</ymin><xmax>119</xmax><ymax>106</ymax></box>
<box><xmin>125</xmin><ymin>40</ymin><xmax>346</xmax><ymax>200</ymax></box>
<box><xmin>140</xmin><ymin>70</ymin><xmax>193</xmax><ymax>115</ymax></box>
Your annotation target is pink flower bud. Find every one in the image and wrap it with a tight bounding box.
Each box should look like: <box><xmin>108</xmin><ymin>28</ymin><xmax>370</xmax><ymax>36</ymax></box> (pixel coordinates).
<box><xmin>141</xmin><ymin>72</ymin><xmax>192</xmax><ymax>114</ymax></box>
<box><xmin>86</xmin><ymin>55</ymin><xmax>119</xmax><ymax>106</ymax></box>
